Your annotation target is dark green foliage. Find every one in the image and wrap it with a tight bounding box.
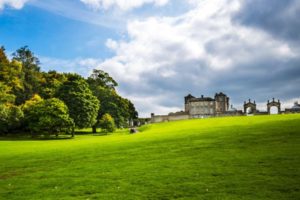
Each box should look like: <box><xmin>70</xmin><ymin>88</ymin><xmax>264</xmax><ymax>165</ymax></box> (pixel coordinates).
<box><xmin>0</xmin><ymin>104</ymin><xmax>24</xmax><ymax>134</ymax></box>
<box><xmin>0</xmin><ymin>46</ymin><xmax>138</xmax><ymax>134</ymax></box>
<box><xmin>6</xmin><ymin>105</ymin><xmax>24</xmax><ymax>132</ymax></box>
<box><xmin>88</xmin><ymin>70</ymin><xmax>139</xmax><ymax>128</ymax></box>
<box><xmin>25</xmin><ymin>98</ymin><xmax>74</xmax><ymax>136</ymax></box>
<box><xmin>0</xmin><ymin>104</ymin><xmax>9</xmax><ymax>133</ymax></box>
<box><xmin>0</xmin><ymin>82</ymin><xmax>16</xmax><ymax>104</ymax></box>
<box><xmin>12</xmin><ymin>46</ymin><xmax>42</xmax><ymax>104</ymax></box>
<box><xmin>99</xmin><ymin>113</ymin><xmax>116</xmax><ymax>133</ymax></box>
<box><xmin>57</xmin><ymin>75</ymin><xmax>99</xmax><ymax>129</ymax></box>
<box><xmin>89</xmin><ymin>81</ymin><xmax>138</xmax><ymax>128</ymax></box>
<box><xmin>87</xmin><ymin>69</ymin><xmax>118</xmax><ymax>90</ymax></box>
<box><xmin>39</xmin><ymin>71</ymin><xmax>67</xmax><ymax>99</ymax></box>
<box><xmin>0</xmin><ymin>50</ymin><xmax>24</xmax><ymax>94</ymax></box>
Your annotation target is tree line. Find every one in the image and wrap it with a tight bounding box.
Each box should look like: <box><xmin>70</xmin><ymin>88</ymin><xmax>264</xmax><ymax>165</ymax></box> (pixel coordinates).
<box><xmin>0</xmin><ymin>46</ymin><xmax>138</xmax><ymax>137</ymax></box>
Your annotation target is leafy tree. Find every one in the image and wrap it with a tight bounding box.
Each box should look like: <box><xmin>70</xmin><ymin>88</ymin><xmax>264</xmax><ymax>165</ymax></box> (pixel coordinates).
<box><xmin>12</xmin><ymin>46</ymin><xmax>40</xmax><ymax>71</ymax></box>
<box><xmin>0</xmin><ymin>47</ymin><xmax>24</xmax><ymax>98</ymax></box>
<box><xmin>57</xmin><ymin>74</ymin><xmax>99</xmax><ymax>129</ymax></box>
<box><xmin>0</xmin><ymin>46</ymin><xmax>9</xmax><ymax>64</ymax></box>
<box><xmin>0</xmin><ymin>104</ymin><xmax>9</xmax><ymax>134</ymax></box>
<box><xmin>99</xmin><ymin>113</ymin><xmax>116</xmax><ymax>133</ymax></box>
<box><xmin>87</xmin><ymin>69</ymin><xmax>118</xmax><ymax>90</ymax></box>
<box><xmin>22</xmin><ymin>94</ymin><xmax>43</xmax><ymax>111</ymax></box>
<box><xmin>26</xmin><ymin>98</ymin><xmax>75</xmax><ymax>137</ymax></box>
<box><xmin>0</xmin><ymin>104</ymin><xmax>24</xmax><ymax>134</ymax></box>
<box><xmin>87</xmin><ymin>69</ymin><xmax>138</xmax><ymax>129</ymax></box>
<box><xmin>128</xmin><ymin>100</ymin><xmax>138</xmax><ymax>120</ymax></box>
<box><xmin>90</xmin><ymin>86</ymin><xmax>124</xmax><ymax>128</ymax></box>
<box><xmin>12</xmin><ymin>46</ymin><xmax>43</xmax><ymax>104</ymax></box>
<box><xmin>39</xmin><ymin>71</ymin><xmax>67</xmax><ymax>99</ymax></box>
<box><xmin>6</xmin><ymin>105</ymin><xmax>24</xmax><ymax>132</ymax></box>
<box><xmin>0</xmin><ymin>82</ymin><xmax>16</xmax><ymax>104</ymax></box>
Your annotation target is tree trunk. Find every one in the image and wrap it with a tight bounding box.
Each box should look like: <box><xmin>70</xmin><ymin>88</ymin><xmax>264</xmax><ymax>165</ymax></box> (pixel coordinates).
<box><xmin>71</xmin><ymin>128</ymin><xmax>75</xmax><ymax>138</ymax></box>
<box><xmin>92</xmin><ymin>125</ymin><xmax>97</xmax><ymax>134</ymax></box>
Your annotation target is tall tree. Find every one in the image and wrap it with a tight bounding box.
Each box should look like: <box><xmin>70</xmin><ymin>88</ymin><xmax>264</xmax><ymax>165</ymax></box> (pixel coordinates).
<box><xmin>56</xmin><ymin>74</ymin><xmax>99</xmax><ymax>129</ymax></box>
<box><xmin>39</xmin><ymin>71</ymin><xmax>67</xmax><ymax>99</ymax></box>
<box><xmin>88</xmin><ymin>70</ymin><xmax>138</xmax><ymax>129</ymax></box>
<box><xmin>0</xmin><ymin>47</ymin><xmax>24</xmax><ymax>96</ymax></box>
<box><xmin>87</xmin><ymin>69</ymin><xmax>118</xmax><ymax>90</ymax></box>
<box><xmin>12</xmin><ymin>46</ymin><xmax>42</xmax><ymax>104</ymax></box>
<box><xmin>0</xmin><ymin>82</ymin><xmax>16</xmax><ymax>104</ymax></box>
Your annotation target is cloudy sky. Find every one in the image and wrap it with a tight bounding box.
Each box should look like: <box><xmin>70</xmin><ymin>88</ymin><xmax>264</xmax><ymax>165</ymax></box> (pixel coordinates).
<box><xmin>1</xmin><ymin>0</ymin><xmax>299</xmax><ymax>117</ymax></box>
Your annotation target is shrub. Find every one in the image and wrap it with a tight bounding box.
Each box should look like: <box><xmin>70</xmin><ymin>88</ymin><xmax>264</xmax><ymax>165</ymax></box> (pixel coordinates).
<box><xmin>7</xmin><ymin>104</ymin><xmax>24</xmax><ymax>131</ymax></box>
<box><xmin>26</xmin><ymin>98</ymin><xmax>75</xmax><ymax>136</ymax></box>
<box><xmin>0</xmin><ymin>104</ymin><xmax>9</xmax><ymax>134</ymax></box>
<box><xmin>99</xmin><ymin>113</ymin><xmax>116</xmax><ymax>133</ymax></box>
<box><xmin>0</xmin><ymin>104</ymin><xmax>24</xmax><ymax>134</ymax></box>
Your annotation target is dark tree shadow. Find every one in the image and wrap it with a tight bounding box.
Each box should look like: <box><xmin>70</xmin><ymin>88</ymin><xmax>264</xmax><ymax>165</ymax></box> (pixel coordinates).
<box><xmin>0</xmin><ymin>134</ymin><xmax>74</xmax><ymax>141</ymax></box>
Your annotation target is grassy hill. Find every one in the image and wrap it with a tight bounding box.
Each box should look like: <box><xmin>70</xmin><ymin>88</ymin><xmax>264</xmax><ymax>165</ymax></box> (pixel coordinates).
<box><xmin>0</xmin><ymin>114</ymin><xmax>299</xmax><ymax>199</ymax></box>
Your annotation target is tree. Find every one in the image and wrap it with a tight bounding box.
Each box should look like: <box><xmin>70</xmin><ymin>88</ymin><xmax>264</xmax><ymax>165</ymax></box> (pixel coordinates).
<box><xmin>0</xmin><ymin>47</ymin><xmax>24</xmax><ymax>102</ymax></box>
<box><xmin>0</xmin><ymin>46</ymin><xmax>9</xmax><ymax>64</ymax></box>
<box><xmin>87</xmin><ymin>69</ymin><xmax>118</xmax><ymax>90</ymax></box>
<box><xmin>12</xmin><ymin>46</ymin><xmax>40</xmax><ymax>71</ymax></box>
<box><xmin>25</xmin><ymin>98</ymin><xmax>75</xmax><ymax>137</ymax></box>
<box><xmin>6</xmin><ymin>104</ymin><xmax>24</xmax><ymax>133</ymax></box>
<box><xmin>99</xmin><ymin>113</ymin><xmax>116</xmax><ymax>133</ymax></box>
<box><xmin>128</xmin><ymin>100</ymin><xmax>138</xmax><ymax>126</ymax></box>
<box><xmin>0</xmin><ymin>104</ymin><xmax>24</xmax><ymax>134</ymax></box>
<box><xmin>57</xmin><ymin>74</ymin><xmax>99</xmax><ymax>129</ymax></box>
<box><xmin>22</xmin><ymin>94</ymin><xmax>43</xmax><ymax>111</ymax></box>
<box><xmin>0</xmin><ymin>82</ymin><xmax>16</xmax><ymax>104</ymax></box>
<box><xmin>87</xmin><ymin>69</ymin><xmax>138</xmax><ymax>129</ymax></box>
<box><xmin>0</xmin><ymin>104</ymin><xmax>9</xmax><ymax>134</ymax></box>
<box><xmin>39</xmin><ymin>71</ymin><xmax>67</xmax><ymax>99</ymax></box>
<box><xmin>12</xmin><ymin>46</ymin><xmax>42</xmax><ymax>104</ymax></box>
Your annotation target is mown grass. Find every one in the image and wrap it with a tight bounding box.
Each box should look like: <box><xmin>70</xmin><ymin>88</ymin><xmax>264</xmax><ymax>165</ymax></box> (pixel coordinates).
<box><xmin>0</xmin><ymin>114</ymin><xmax>299</xmax><ymax>199</ymax></box>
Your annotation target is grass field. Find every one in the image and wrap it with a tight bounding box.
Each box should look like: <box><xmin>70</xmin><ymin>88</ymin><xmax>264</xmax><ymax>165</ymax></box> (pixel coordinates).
<box><xmin>0</xmin><ymin>114</ymin><xmax>299</xmax><ymax>199</ymax></box>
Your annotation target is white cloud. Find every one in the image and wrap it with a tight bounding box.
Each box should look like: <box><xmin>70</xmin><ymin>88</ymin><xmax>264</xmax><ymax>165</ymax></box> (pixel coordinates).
<box><xmin>80</xmin><ymin>0</ymin><xmax>169</xmax><ymax>11</ymax></box>
<box><xmin>0</xmin><ymin>0</ymin><xmax>28</xmax><ymax>10</ymax></box>
<box><xmin>39</xmin><ymin>56</ymin><xmax>102</xmax><ymax>78</ymax></box>
<box><xmin>89</xmin><ymin>0</ymin><xmax>300</xmax><ymax>117</ymax></box>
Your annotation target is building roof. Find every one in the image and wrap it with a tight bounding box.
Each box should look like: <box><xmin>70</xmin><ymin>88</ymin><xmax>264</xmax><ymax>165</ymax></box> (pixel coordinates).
<box><xmin>215</xmin><ymin>92</ymin><xmax>227</xmax><ymax>96</ymax></box>
<box><xmin>292</xmin><ymin>102</ymin><xmax>300</xmax><ymax>110</ymax></box>
<box><xmin>189</xmin><ymin>97</ymin><xmax>215</xmax><ymax>102</ymax></box>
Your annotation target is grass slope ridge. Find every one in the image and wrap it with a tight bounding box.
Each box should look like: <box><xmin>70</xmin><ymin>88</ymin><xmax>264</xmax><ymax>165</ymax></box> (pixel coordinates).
<box><xmin>0</xmin><ymin>115</ymin><xmax>299</xmax><ymax>199</ymax></box>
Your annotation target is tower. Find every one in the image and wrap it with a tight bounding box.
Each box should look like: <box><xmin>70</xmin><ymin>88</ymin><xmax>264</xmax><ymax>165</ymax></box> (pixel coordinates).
<box><xmin>184</xmin><ymin>94</ymin><xmax>195</xmax><ymax>113</ymax></box>
<box><xmin>215</xmin><ymin>92</ymin><xmax>229</xmax><ymax>114</ymax></box>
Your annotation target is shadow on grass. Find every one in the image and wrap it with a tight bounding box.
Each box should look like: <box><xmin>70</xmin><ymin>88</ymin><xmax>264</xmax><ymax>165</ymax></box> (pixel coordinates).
<box><xmin>0</xmin><ymin>134</ymin><xmax>74</xmax><ymax>141</ymax></box>
<box><xmin>92</xmin><ymin>132</ymin><xmax>109</xmax><ymax>136</ymax></box>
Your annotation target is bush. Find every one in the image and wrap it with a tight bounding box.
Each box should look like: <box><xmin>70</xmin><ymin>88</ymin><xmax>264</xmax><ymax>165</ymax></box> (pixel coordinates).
<box><xmin>99</xmin><ymin>113</ymin><xmax>116</xmax><ymax>133</ymax></box>
<box><xmin>0</xmin><ymin>104</ymin><xmax>24</xmax><ymax>134</ymax></box>
<box><xmin>7</xmin><ymin>105</ymin><xmax>24</xmax><ymax>131</ymax></box>
<box><xmin>26</xmin><ymin>98</ymin><xmax>75</xmax><ymax>136</ymax></box>
<box><xmin>0</xmin><ymin>104</ymin><xmax>9</xmax><ymax>133</ymax></box>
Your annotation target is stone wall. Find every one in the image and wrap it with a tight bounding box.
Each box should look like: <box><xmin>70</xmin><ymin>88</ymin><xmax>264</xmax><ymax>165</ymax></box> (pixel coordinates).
<box><xmin>151</xmin><ymin>112</ymin><xmax>190</xmax><ymax>123</ymax></box>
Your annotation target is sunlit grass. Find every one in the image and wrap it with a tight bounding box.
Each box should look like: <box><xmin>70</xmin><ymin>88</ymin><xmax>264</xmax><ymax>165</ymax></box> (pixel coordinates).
<box><xmin>0</xmin><ymin>114</ymin><xmax>299</xmax><ymax>199</ymax></box>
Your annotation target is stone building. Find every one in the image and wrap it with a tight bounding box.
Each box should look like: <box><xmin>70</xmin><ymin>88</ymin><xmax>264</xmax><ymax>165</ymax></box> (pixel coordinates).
<box><xmin>151</xmin><ymin>92</ymin><xmax>240</xmax><ymax>123</ymax></box>
<box><xmin>184</xmin><ymin>93</ymin><xmax>229</xmax><ymax>118</ymax></box>
<box><xmin>285</xmin><ymin>101</ymin><xmax>300</xmax><ymax>113</ymax></box>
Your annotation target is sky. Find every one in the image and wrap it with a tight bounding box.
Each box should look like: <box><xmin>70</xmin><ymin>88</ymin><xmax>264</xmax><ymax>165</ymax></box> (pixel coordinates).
<box><xmin>0</xmin><ymin>0</ymin><xmax>300</xmax><ymax>117</ymax></box>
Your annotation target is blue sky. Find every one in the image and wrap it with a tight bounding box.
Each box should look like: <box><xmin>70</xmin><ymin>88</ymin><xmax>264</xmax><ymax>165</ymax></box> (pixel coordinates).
<box><xmin>1</xmin><ymin>0</ymin><xmax>300</xmax><ymax>117</ymax></box>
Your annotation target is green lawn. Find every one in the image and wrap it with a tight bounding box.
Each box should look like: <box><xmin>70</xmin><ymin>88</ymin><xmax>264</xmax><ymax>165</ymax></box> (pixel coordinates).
<box><xmin>0</xmin><ymin>114</ymin><xmax>299</xmax><ymax>199</ymax></box>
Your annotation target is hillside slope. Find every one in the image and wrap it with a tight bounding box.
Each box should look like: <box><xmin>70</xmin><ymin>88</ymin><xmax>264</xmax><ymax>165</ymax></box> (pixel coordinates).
<box><xmin>0</xmin><ymin>114</ymin><xmax>300</xmax><ymax>199</ymax></box>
